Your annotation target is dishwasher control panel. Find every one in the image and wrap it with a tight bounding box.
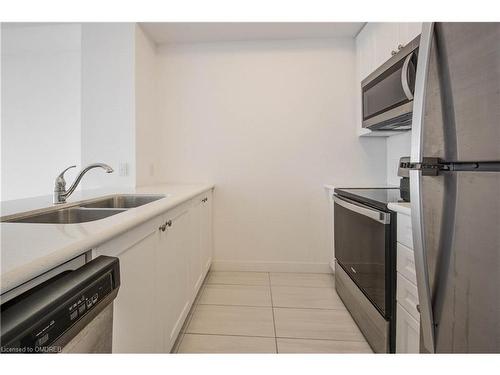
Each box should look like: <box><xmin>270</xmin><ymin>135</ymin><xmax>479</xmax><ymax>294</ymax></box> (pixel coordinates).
<box><xmin>1</xmin><ymin>256</ymin><xmax>120</xmax><ymax>353</ymax></box>
<box><xmin>31</xmin><ymin>273</ymin><xmax>112</xmax><ymax>350</ymax></box>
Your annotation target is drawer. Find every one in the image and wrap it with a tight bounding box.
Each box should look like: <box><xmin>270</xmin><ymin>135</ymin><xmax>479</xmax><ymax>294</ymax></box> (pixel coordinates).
<box><xmin>397</xmin><ymin>213</ymin><xmax>413</xmax><ymax>249</ymax></box>
<box><xmin>397</xmin><ymin>273</ymin><xmax>420</xmax><ymax>321</ymax></box>
<box><xmin>396</xmin><ymin>303</ymin><xmax>420</xmax><ymax>353</ymax></box>
<box><xmin>397</xmin><ymin>242</ymin><xmax>417</xmax><ymax>284</ymax></box>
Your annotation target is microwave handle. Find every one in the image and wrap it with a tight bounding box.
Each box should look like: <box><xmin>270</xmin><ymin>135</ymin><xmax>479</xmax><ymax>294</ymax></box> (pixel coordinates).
<box><xmin>333</xmin><ymin>195</ymin><xmax>390</xmax><ymax>224</ymax></box>
<box><xmin>401</xmin><ymin>52</ymin><xmax>415</xmax><ymax>100</ymax></box>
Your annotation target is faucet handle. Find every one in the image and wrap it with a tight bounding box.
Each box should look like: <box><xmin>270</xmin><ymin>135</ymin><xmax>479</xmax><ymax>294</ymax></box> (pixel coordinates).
<box><xmin>55</xmin><ymin>165</ymin><xmax>77</xmax><ymax>190</ymax></box>
<box><xmin>57</xmin><ymin>165</ymin><xmax>77</xmax><ymax>179</ymax></box>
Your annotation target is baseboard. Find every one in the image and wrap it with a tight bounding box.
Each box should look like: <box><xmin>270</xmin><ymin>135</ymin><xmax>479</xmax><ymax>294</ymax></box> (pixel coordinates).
<box><xmin>211</xmin><ymin>260</ymin><xmax>332</xmax><ymax>273</ymax></box>
<box><xmin>329</xmin><ymin>260</ymin><xmax>336</xmax><ymax>274</ymax></box>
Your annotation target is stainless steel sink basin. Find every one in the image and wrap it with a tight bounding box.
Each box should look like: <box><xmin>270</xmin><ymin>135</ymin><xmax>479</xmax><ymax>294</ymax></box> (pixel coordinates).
<box><xmin>80</xmin><ymin>194</ymin><xmax>165</xmax><ymax>209</ymax></box>
<box><xmin>1</xmin><ymin>194</ymin><xmax>166</xmax><ymax>224</ymax></box>
<box><xmin>5</xmin><ymin>208</ymin><xmax>126</xmax><ymax>224</ymax></box>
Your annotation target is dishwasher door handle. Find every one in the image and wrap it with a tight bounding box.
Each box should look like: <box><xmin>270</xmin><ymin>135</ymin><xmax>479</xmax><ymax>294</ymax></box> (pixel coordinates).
<box><xmin>333</xmin><ymin>195</ymin><xmax>391</xmax><ymax>224</ymax></box>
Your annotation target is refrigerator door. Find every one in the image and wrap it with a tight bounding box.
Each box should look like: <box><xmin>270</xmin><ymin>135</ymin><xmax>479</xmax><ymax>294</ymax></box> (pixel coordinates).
<box><xmin>411</xmin><ymin>23</ymin><xmax>500</xmax><ymax>353</ymax></box>
<box><xmin>420</xmin><ymin>171</ymin><xmax>500</xmax><ymax>353</ymax></box>
<box><xmin>422</xmin><ymin>23</ymin><xmax>500</xmax><ymax>162</ymax></box>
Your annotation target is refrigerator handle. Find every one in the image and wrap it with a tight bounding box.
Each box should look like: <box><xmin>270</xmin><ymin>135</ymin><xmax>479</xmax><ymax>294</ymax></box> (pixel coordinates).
<box><xmin>409</xmin><ymin>22</ymin><xmax>436</xmax><ymax>353</ymax></box>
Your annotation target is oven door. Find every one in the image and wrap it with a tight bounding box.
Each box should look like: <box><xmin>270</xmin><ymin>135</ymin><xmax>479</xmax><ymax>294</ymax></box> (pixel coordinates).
<box><xmin>333</xmin><ymin>195</ymin><xmax>392</xmax><ymax>317</ymax></box>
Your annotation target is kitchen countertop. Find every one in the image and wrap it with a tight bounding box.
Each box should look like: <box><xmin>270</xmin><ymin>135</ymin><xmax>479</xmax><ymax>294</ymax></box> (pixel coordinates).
<box><xmin>0</xmin><ymin>183</ymin><xmax>214</xmax><ymax>294</ymax></box>
<box><xmin>387</xmin><ymin>201</ymin><xmax>411</xmax><ymax>216</ymax></box>
<box><xmin>324</xmin><ymin>184</ymin><xmax>399</xmax><ymax>191</ymax></box>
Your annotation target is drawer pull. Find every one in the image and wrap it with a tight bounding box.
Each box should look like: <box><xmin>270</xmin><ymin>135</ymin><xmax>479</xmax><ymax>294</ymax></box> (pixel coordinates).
<box><xmin>159</xmin><ymin>220</ymin><xmax>173</xmax><ymax>232</ymax></box>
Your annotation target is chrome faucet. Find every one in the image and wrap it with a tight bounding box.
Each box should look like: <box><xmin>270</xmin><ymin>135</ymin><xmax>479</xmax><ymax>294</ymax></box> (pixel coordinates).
<box><xmin>54</xmin><ymin>163</ymin><xmax>114</xmax><ymax>204</ymax></box>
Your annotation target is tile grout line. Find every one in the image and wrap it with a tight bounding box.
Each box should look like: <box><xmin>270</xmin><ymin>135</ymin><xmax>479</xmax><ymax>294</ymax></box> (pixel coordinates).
<box><xmin>268</xmin><ymin>273</ymin><xmax>278</xmax><ymax>353</ymax></box>
<box><xmin>195</xmin><ymin>302</ymin><xmax>347</xmax><ymax>311</ymax></box>
<box><xmin>207</xmin><ymin>282</ymin><xmax>335</xmax><ymax>288</ymax></box>
<box><xmin>178</xmin><ymin>272</ymin><xmax>370</xmax><ymax>353</ymax></box>
<box><xmin>198</xmin><ymin>303</ymin><xmax>273</xmax><ymax>308</ymax></box>
<box><xmin>183</xmin><ymin>331</ymin><xmax>370</xmax><ymax>344</ymax></box>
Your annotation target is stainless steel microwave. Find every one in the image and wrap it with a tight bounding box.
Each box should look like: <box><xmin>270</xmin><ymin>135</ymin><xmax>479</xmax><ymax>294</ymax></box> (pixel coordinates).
<box><xmin>362</xmin><ymin>35</ymin><xmax>420</xmax><ymax>131</ymax></box>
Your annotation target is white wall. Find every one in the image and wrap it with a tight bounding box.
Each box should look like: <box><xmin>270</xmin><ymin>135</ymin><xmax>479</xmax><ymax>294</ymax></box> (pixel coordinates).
<box><xmin>1</xmin><ymin>24</ymin><xmax>81</xmax><ymax>201</ymax></box>
<box><xmin>135</xmin><ymin>25</ymin><xmax>161</xmax><ymax>187</ymax></box>
<box><xmin>80</xmin><ymin>23</ymin><xmax>136</xmax><ymax>190</ymax></box>
<box><xmin>155</xmin><ymin>39</ymin><xmax>387</xmax><ymax>272</ymax></box>
<box><xmin>1</xmin><ymin>23</ymin><xmax>139</xmax><ymax>201</ymax></box>
<box><xmin>386</xmin><ymin>131</ymin><xmax>411</xmax><ymax>186</ymax></box>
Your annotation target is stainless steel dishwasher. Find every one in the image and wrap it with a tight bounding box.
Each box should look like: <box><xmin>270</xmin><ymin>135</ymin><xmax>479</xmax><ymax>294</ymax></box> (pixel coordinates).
<box><xmin>1</xmin><ymin>256</ymin><xmax>120</xmax><ymax>353</ymax></box>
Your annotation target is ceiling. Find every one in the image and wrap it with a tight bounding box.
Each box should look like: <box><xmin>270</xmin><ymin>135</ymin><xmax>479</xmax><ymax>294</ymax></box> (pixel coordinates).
<box><xmin>140</xmin><ymin>22</ymin><xmax>365</xmax><ymax>45</ymax></box>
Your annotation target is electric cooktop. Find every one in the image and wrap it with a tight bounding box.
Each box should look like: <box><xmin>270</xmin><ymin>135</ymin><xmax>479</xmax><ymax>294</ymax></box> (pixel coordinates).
<box><xmin>334</xmin><ymin>187</ymin><xmax>407</xmax><ymax>211</ymax></box>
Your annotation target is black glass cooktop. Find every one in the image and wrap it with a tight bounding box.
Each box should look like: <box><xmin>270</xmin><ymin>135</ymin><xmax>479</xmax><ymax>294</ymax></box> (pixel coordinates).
<box><xmin>334</xmin><ymin>187</ymin><xmax>406</xmax><ymax>211</ymax></box>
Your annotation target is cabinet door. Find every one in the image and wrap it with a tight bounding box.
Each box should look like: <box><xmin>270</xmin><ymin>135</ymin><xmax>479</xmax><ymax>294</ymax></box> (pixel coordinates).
<box><xmin>187</xmin><ymin>192</ymin><xmax>212</xmax><ymax>299</ymax></box>
<box><xmin>372</xmin><ymin>22</ymin><xmax>400</xmax><ymax>68</ymax></box>
<box><xmin>356</xmin><ymin>23</ymin><xmax>376</xmax><ymax>80</ymax></box>
<box><xmin>398</xmin><ymin>23</ymin><xmax>422</xmax><ymax>46</ymax></box>
<box><xmin>110</xmin><ymin>226</ymin><xmax>162</xmax><ymax>353</ymax></box>
<box><xmin>189</xmin><ymin>199</ymin><xmax>203</xmax><ymax>298</ymax></box>
<box><xmin>200</xmin><ymin>192</ymin><xmax>213</xmax><ymax>274</ymax></box>
<box><xmin>158</xmin><ymin>207</ymin><xmax>191</xmax><ymax>352</ymax></box>
<box><xmin>396</xmin><ymin>303</ymin><xmax>420</xmax><ymax>353</ymax></box>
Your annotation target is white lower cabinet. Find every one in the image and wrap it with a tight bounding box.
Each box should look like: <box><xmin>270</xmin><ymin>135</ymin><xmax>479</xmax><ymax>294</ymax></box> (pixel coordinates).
<box><xmin>187</xmin><ymin>194</ymin><xmax>212</xmax><ymax>300</ymax></box>
<box><xmin>159</xmin><ymin>206</ymin><xmax>192</xmax><ymax>351</ymax></box>
<box><xmin>200</xmin><ymin>194</ymin><xmax>213</xmax><ymax>274</ymax></box>
<box><xmin>397</xmin><ymin>273</ymin><xmax>420</xmax><ymax>321</ymax></box>
<box><xmin>94</xmin><ymin>189</ymin><xmax>213</xmax><ymax>353</ymax></box>
<box><xmin>396</xmin><ymin>303</ymin><xmax>420</xmax><ymax>353</ymax></box>
<box><xmin>394</xmin><ymin>209</ymin><xmax>420</xmax><ymax>353</ymax></box>
<box><xmin>108</xmin><ymin>221</ymin><xmax>163</xmax><ymax>353</ymax></box>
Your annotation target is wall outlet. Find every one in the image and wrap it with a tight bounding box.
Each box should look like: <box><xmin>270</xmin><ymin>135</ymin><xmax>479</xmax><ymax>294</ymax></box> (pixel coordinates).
<box><xmin>118</xmin><ymin>162</ymin><xmax>129</xmax><ymax>177</ymax></box>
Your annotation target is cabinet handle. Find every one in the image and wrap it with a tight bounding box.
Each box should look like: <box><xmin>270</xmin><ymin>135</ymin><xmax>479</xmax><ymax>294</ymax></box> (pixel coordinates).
<box><xmin>391</xmin><ymin>50</ymin><xmax>398</xmax><ymax>56</ymax></box>
<box><xmin>159</xmin><ymin>220</ymin><xmax>173</xmax><ymax>232</ymax></box>
<box><xmin>398</xmin><ymin>44</ymin><xmax>404</xmax><ymax>50</ymax></box>
<box><xmin>201</xmin><ymin>197</ymin><xmax>208</xmax><ymax>203</ymax></box>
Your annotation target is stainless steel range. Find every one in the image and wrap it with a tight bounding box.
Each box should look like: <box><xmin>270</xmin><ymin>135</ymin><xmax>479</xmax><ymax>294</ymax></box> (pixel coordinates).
<box><xmin>333</xmin><ymin>187</ymin><xmax>406</xmax><ymax>353</ymax></box>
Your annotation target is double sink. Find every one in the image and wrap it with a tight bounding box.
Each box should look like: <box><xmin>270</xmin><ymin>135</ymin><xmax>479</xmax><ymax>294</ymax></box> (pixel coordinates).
<box><xmin>2</xmin><ymin>195</ymin><xmax>166</xmax><ymax>224</ymax></box>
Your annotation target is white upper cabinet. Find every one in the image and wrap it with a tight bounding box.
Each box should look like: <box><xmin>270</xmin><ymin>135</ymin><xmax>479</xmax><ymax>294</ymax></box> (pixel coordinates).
<box><xmin>399</xmin><ymin>23</ymin><xmax>424</xmax><ymax>46</ymax></box>
<box><xmin>355</xmin><ymin>23</ymin><xmax>422</xmax><ymax>137</ymax></box>
<box><xmin>356</xmin><ymin>24</ymin><xmax>376</xmax><ymax>82</ymax></box>
<box><xmin>372</xmin><ymin>23</ymin><xmax>401</xmax><ymax>70</ymax></box>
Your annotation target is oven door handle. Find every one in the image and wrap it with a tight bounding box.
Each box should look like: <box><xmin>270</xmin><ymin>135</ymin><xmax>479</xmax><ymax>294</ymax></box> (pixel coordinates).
<box><xmin>333</xmin><ymin>195</ymin><xmax>390</xmax><ymax>224</ymax></box>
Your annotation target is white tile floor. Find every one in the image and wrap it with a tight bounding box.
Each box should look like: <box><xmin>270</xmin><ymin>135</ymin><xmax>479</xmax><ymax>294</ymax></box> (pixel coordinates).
<box><xmin>173</xmin><ymin>271</ymin><xmax>373</xmax><ymax>353</ymax></box>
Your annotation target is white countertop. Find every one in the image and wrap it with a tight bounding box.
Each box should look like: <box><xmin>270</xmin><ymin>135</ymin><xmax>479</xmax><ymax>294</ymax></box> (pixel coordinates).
<box><xmin>388</xmin><ymin>201</ymin><xmax>411</xmax><ymax>216</ymax></box>
<box><xmin>0</xmin><ymin>183</ymin><xmax>214</xmax><ymax>294</ymax></box>
<box><xmin>323</xmin><ymin>184</ymin><xmax>399</xmax><ymax>191</ymax></box>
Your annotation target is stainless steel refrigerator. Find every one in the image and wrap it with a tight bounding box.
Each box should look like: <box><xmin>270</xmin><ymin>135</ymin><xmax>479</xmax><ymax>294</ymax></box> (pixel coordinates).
<box><xmin>409</xmin><ymin>22</ymin><xmax>500</xmax><ymax>353</ymax></box>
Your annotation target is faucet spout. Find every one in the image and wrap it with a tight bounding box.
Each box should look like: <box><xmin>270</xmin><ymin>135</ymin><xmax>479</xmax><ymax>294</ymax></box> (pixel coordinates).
<box><xmin>54</xmin><ymin>163</ymin><xmax>114</xmax><ymax>204</ymax></box>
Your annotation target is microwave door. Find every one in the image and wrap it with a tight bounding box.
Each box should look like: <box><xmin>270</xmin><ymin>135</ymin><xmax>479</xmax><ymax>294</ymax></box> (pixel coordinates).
<box><xmin>362</xmin><ymin>48</ymin><xmax>418</xmax><ymax>130</ymax></box>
